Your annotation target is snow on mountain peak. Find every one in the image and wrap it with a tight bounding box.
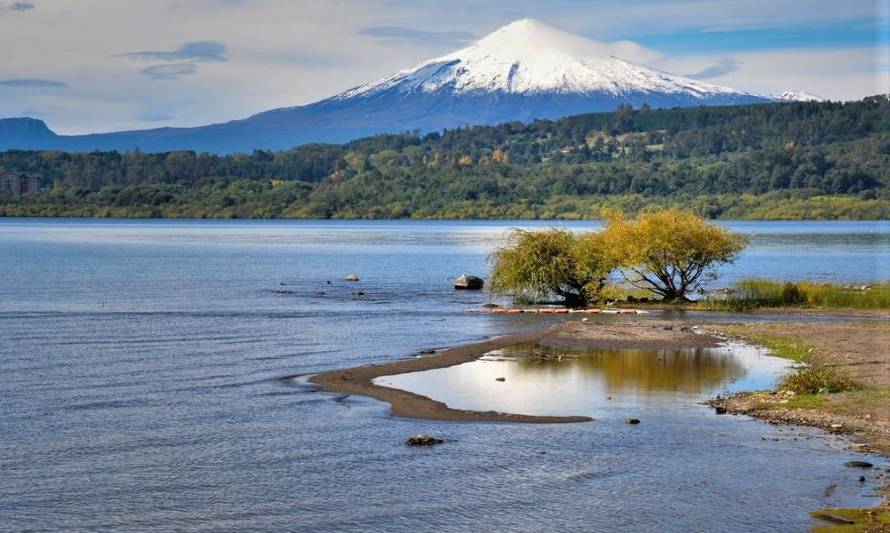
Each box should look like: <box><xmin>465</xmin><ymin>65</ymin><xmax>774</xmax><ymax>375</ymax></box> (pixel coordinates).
<box><xmin>339</xmin><ymin>18</ymin><xmax>755</xmax><ymax>100</ymax></box>
<box><xmin>772</xmin><ymin>90</ymin><xmax>825</xmax><ymax>102</ymax></box>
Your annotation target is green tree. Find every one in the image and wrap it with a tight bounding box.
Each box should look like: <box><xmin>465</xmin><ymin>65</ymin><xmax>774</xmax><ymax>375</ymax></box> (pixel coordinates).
<box><xmin>603</xmin><ymin>209</ymin><xmax>748</xmax><ymax>301</ymax></box>
<box><xmin>488</xmin><ymin>228</ymin><xmax>614</xmax><ymax>307</ymax></box>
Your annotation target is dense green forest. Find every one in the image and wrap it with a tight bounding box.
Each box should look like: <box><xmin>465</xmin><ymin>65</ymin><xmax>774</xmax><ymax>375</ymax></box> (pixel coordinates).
<box><xmin>2</xmin><ymin>96</ymin><xmax>888</xmax><ymax>219</ymax></box>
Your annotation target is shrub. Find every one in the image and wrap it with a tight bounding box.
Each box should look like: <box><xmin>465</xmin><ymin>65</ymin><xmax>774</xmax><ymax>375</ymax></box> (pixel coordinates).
<box><xmin>488</xmin><ymin>228</ymin><xmax>615</xmax><ymax>307</ymax></box>
<box><xmin>779</xmin><ymin>363</ymin><xmax>860</xmax><ymax>394</ymax></box>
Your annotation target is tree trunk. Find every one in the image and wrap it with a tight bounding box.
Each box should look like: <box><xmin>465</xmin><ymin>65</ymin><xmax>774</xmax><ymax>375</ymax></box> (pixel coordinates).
<box><xmin>563</xmin><ymin>292</ymin><xmax>586</xmax><ymax>308</ymax></box>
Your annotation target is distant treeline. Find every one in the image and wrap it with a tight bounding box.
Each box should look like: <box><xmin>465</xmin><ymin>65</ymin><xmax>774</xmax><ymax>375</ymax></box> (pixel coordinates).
<box><xmin>1</xmin><ymin>96</ymin><xmax>888</xmax><ymax>219</ymax></box>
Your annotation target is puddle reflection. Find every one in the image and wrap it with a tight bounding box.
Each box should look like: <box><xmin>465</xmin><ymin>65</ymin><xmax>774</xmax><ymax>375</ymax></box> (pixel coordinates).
<box><xmin>375</xmin><ymin>342</ymin><xmax>792</xmax><ymax>417</ymax></box>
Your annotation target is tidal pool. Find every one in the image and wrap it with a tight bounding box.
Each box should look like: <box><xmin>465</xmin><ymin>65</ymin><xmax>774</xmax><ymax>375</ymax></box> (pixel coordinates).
<box><xmin>374</xmin><ymin>342</ymin><xmax>792</xmax><ymax>418</ymax></box>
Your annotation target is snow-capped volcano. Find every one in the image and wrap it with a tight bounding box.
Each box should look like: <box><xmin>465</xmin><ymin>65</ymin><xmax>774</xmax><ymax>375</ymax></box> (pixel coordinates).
<box><xmin>772</xmin><ymin>90</ymin><xmax>825</xmax><ymax>102</ymax></box>
<box><xmin>2</xmin><ymin>19</ymin><xmax>779</xmax><ymax>154</ymax></box>
<box><xmin>340</xmin><ymin>19</ymin><xmax>753</xmax><ymax>101</ymax></box>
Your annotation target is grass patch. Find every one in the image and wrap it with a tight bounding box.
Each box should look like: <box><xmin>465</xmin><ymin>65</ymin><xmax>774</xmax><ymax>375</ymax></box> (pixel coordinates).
<box><xmin>716</xmin><ymin>325</ymin><xmax>861</xmax><ymax>393</ymax></box>
<box><xmin>717</xmin><ymin>325</ymin><xmax>814</xmax><ymax>361</ymax></box>
<box><xmin>599</xmin><ymin>284</ymin><xmax>657</xmax><ymax>304</ymax></box>
<box><xmin>807</xmin><ymin>387</ymin><xmax>890</xmax><ymax>416</ymax></box>
<box><xmin>704</xmin><ymin>279</ymin><xmax>890</xmax><ymax>311</ymax></box>
<box><xmin>785</xmin><ymin>394</ymin><xmax>827</xmax><ymax>409</ymax></box>
<box><xmin>811</xmin><ymin>506</ymin><xmax>890</xmax><ymax>532</ymax></box>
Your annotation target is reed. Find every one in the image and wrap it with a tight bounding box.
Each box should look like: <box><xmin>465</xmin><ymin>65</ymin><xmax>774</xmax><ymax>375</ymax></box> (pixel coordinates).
<box><xmin>704</xmin><ymin>279</ymin><xmax>890</xmax><ymax>310</ymax></box>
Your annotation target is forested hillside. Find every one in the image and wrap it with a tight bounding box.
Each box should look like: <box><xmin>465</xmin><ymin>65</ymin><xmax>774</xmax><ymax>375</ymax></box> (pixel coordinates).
<box><xmin>2</xmin><ymin>96</ymin><xmax>888</xmax><ymax>219</ymax></box>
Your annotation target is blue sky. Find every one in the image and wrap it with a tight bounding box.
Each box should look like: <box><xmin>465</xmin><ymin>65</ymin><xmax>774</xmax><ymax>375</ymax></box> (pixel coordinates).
<box><xmin>0</xmin><ymin>0</ymin><xmax>886</xmax><ymax>134</ymax></box>
<box><xmin>630</xmin><ymin>18</ymin><xmax>883</xmax><ymax>54</ymax></box>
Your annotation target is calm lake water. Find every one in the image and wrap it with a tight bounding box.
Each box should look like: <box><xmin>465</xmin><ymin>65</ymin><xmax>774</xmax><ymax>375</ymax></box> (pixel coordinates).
<box><xmin>1</xmin><ymin>219</ymin><xmax>888</xmax><ymax>531</ymax></box>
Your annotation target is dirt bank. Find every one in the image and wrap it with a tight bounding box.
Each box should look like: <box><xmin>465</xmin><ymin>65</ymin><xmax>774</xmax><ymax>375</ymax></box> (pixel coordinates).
<box><xmin>707</xmin><ymin>321</ymin><xmax>890</xmax><ymax>455</ymax></box>
<box><xmin>309</xmin><ymin>320</ymin><xmax>720</xmax><ymax>423</ymax></box>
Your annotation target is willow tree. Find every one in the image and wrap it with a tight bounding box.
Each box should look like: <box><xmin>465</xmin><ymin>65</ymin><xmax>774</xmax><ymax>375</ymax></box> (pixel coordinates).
<box><xmin>488</xmin><ymin>228</ymin><xmax>614</xmax><ymax>307</ymax></box>
<box><xmin>603</xmin><ymin>209</ymin><xmax>747</xmax><ymax>301</ymax></box>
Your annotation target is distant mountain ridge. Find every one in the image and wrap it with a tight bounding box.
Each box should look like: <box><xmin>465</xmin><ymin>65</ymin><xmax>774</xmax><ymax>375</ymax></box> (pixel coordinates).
<box><xmin>2</xmin><ymin>96</ymin><xmax>887</xmax><ymax>220</ymax></box>
<box><xmin>1</xmin><ymin>19</ymin><xmax>816</xmax><ymax>154</ymax></box>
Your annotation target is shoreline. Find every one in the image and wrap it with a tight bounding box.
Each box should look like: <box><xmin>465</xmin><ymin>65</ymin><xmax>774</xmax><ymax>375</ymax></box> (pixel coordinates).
<box><xmin>703</xmin><ymin>321</ymin><xmax>890</xmax><ymax>457</ymax></box>
<box><xmin>310</xmin><ymin>315</ymin><xmax>889</xmax><ymax>527</ymax></box>
<box><xmin>701</xmin><ymin>320</ymin><xmax>890</xmax><ymax>528</ymax></box>
<box><xmin>309</xmin><ymin>328</ymin><xmax>593</xmax><ymax>423</ymax></box>
<box><xmin>308</xmin><ymin>319</ymin><xmax>721</xmax><ymax>423</ymax></box>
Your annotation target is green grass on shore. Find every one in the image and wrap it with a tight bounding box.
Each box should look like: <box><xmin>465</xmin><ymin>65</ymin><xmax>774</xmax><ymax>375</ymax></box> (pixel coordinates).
<box><xmin>811</xmin><ymin>506</ymin><xmax>890</xmax><ymax>532</ymax></box>
<box><xmin>714</xmin><ymin>325</ymin><xmax>815</xmax><ymax>361</ymax></box>
<box><xmin>714</xmin><ymin>325</ymin><xmax>861</xmax><ymax>394</ymax></box>
<box><xmin>703</xmin><ymin>279</ymin><xmax>890</xmax><ymax>311</ymax></box>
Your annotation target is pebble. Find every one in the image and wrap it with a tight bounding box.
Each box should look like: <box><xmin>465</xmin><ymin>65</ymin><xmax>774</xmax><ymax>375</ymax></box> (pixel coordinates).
<box><xmin>625</xmin><ymin>418</ymin><xmax>641</xmax><ymax>425</ymax></box>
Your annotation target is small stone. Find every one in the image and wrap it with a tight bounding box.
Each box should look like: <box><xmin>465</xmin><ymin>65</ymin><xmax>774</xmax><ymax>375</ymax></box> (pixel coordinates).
<box><xmin>495</xmin><ymin>377</ymin><xmax>506</xmax><ymax>382</ymax></box>
<box><xmin>625</xmin><ymin>418</ymin><xmax>641</xmax><ymax>425</ymax></box>
<box><xmin>859</xmin><ymin>476</ymin><xmax>866</xmax><ymax>482</ymax></box>
<box><xmin>345</xmin><ymin>273</ymin><xmax>360</xmax><ymax>282</ymax></box>
<box><xmin>714</xmin><ymin>406</ymin><xmax>727</xmax><ymax>415</ymax></box>
<box><xmin>844</xmin><ymin>461</ymin><xmax>874</xmax><ymax>469</ymax></box>
<box><xmin>405</xmin><ymin>434</ymin><xmax>444</xmax><ymax>446</ymax></box>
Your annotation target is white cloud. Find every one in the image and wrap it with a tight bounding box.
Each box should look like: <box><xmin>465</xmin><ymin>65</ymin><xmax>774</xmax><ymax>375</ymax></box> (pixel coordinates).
<box><xmin>656</xmin><ymin>47</ymin><xmax>887</xmax><ymax>100</ymax></box>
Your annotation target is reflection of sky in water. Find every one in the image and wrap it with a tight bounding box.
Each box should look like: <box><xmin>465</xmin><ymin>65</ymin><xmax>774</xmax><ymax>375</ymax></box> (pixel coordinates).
<box><xmin>375</xmin><ymin>342</ymin><xmax>792</xmax><ymax>417</ymax></box>
<box><xmin>2</xmin><ymin>219</ymin><xmax>887</xmax><ymax>282</ymax></box>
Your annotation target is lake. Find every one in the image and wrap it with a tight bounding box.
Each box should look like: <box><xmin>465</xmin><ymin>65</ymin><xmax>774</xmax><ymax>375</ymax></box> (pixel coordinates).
<box><xmin>1</xmin><ymin>219</ymin><xmax>888</xmax><ymax>531</ymax></box>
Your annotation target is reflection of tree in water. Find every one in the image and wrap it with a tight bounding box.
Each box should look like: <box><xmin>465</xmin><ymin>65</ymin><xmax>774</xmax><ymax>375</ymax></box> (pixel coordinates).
<box><xmin>499</xmin><ymin>342</ymin><xmax>747</xmax><ymax>394</ymax></box>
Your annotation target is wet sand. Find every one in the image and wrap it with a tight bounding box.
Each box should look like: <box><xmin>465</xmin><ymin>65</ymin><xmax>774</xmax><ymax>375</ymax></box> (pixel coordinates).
<box><xmin>309</xmin><ymin>320</ymin><xmax>720</xmax><ymax>423</ymax></box>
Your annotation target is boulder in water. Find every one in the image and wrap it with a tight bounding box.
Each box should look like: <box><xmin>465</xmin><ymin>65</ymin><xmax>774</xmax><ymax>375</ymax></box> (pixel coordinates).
<box><xmin>454</xmin><ymin>274</ymin><xmax>484</xmax><ymax>290</ymax></box>
<box><xmin>345</xmin><ymin>273</ymin><xmax>360</xmax><ymax>282</ymax></box>
<box><xmin>405</xmin><ymin>434</ymin><xmax>444</xmax><ymax>446</ymax></box>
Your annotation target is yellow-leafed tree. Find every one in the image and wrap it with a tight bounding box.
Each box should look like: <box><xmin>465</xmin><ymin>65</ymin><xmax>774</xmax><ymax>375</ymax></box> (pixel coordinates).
<box><xmin>602</xmin><ymin>209</ymin><xmax>748</xmax><ymax>301</ymax></box>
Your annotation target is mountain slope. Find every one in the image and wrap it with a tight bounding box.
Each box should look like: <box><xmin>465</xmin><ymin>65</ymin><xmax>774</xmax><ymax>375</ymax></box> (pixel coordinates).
<box><xmin>1</xmin><ymin>19</ymin><xmax>778</xmax><ymax>154</ymax></box>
